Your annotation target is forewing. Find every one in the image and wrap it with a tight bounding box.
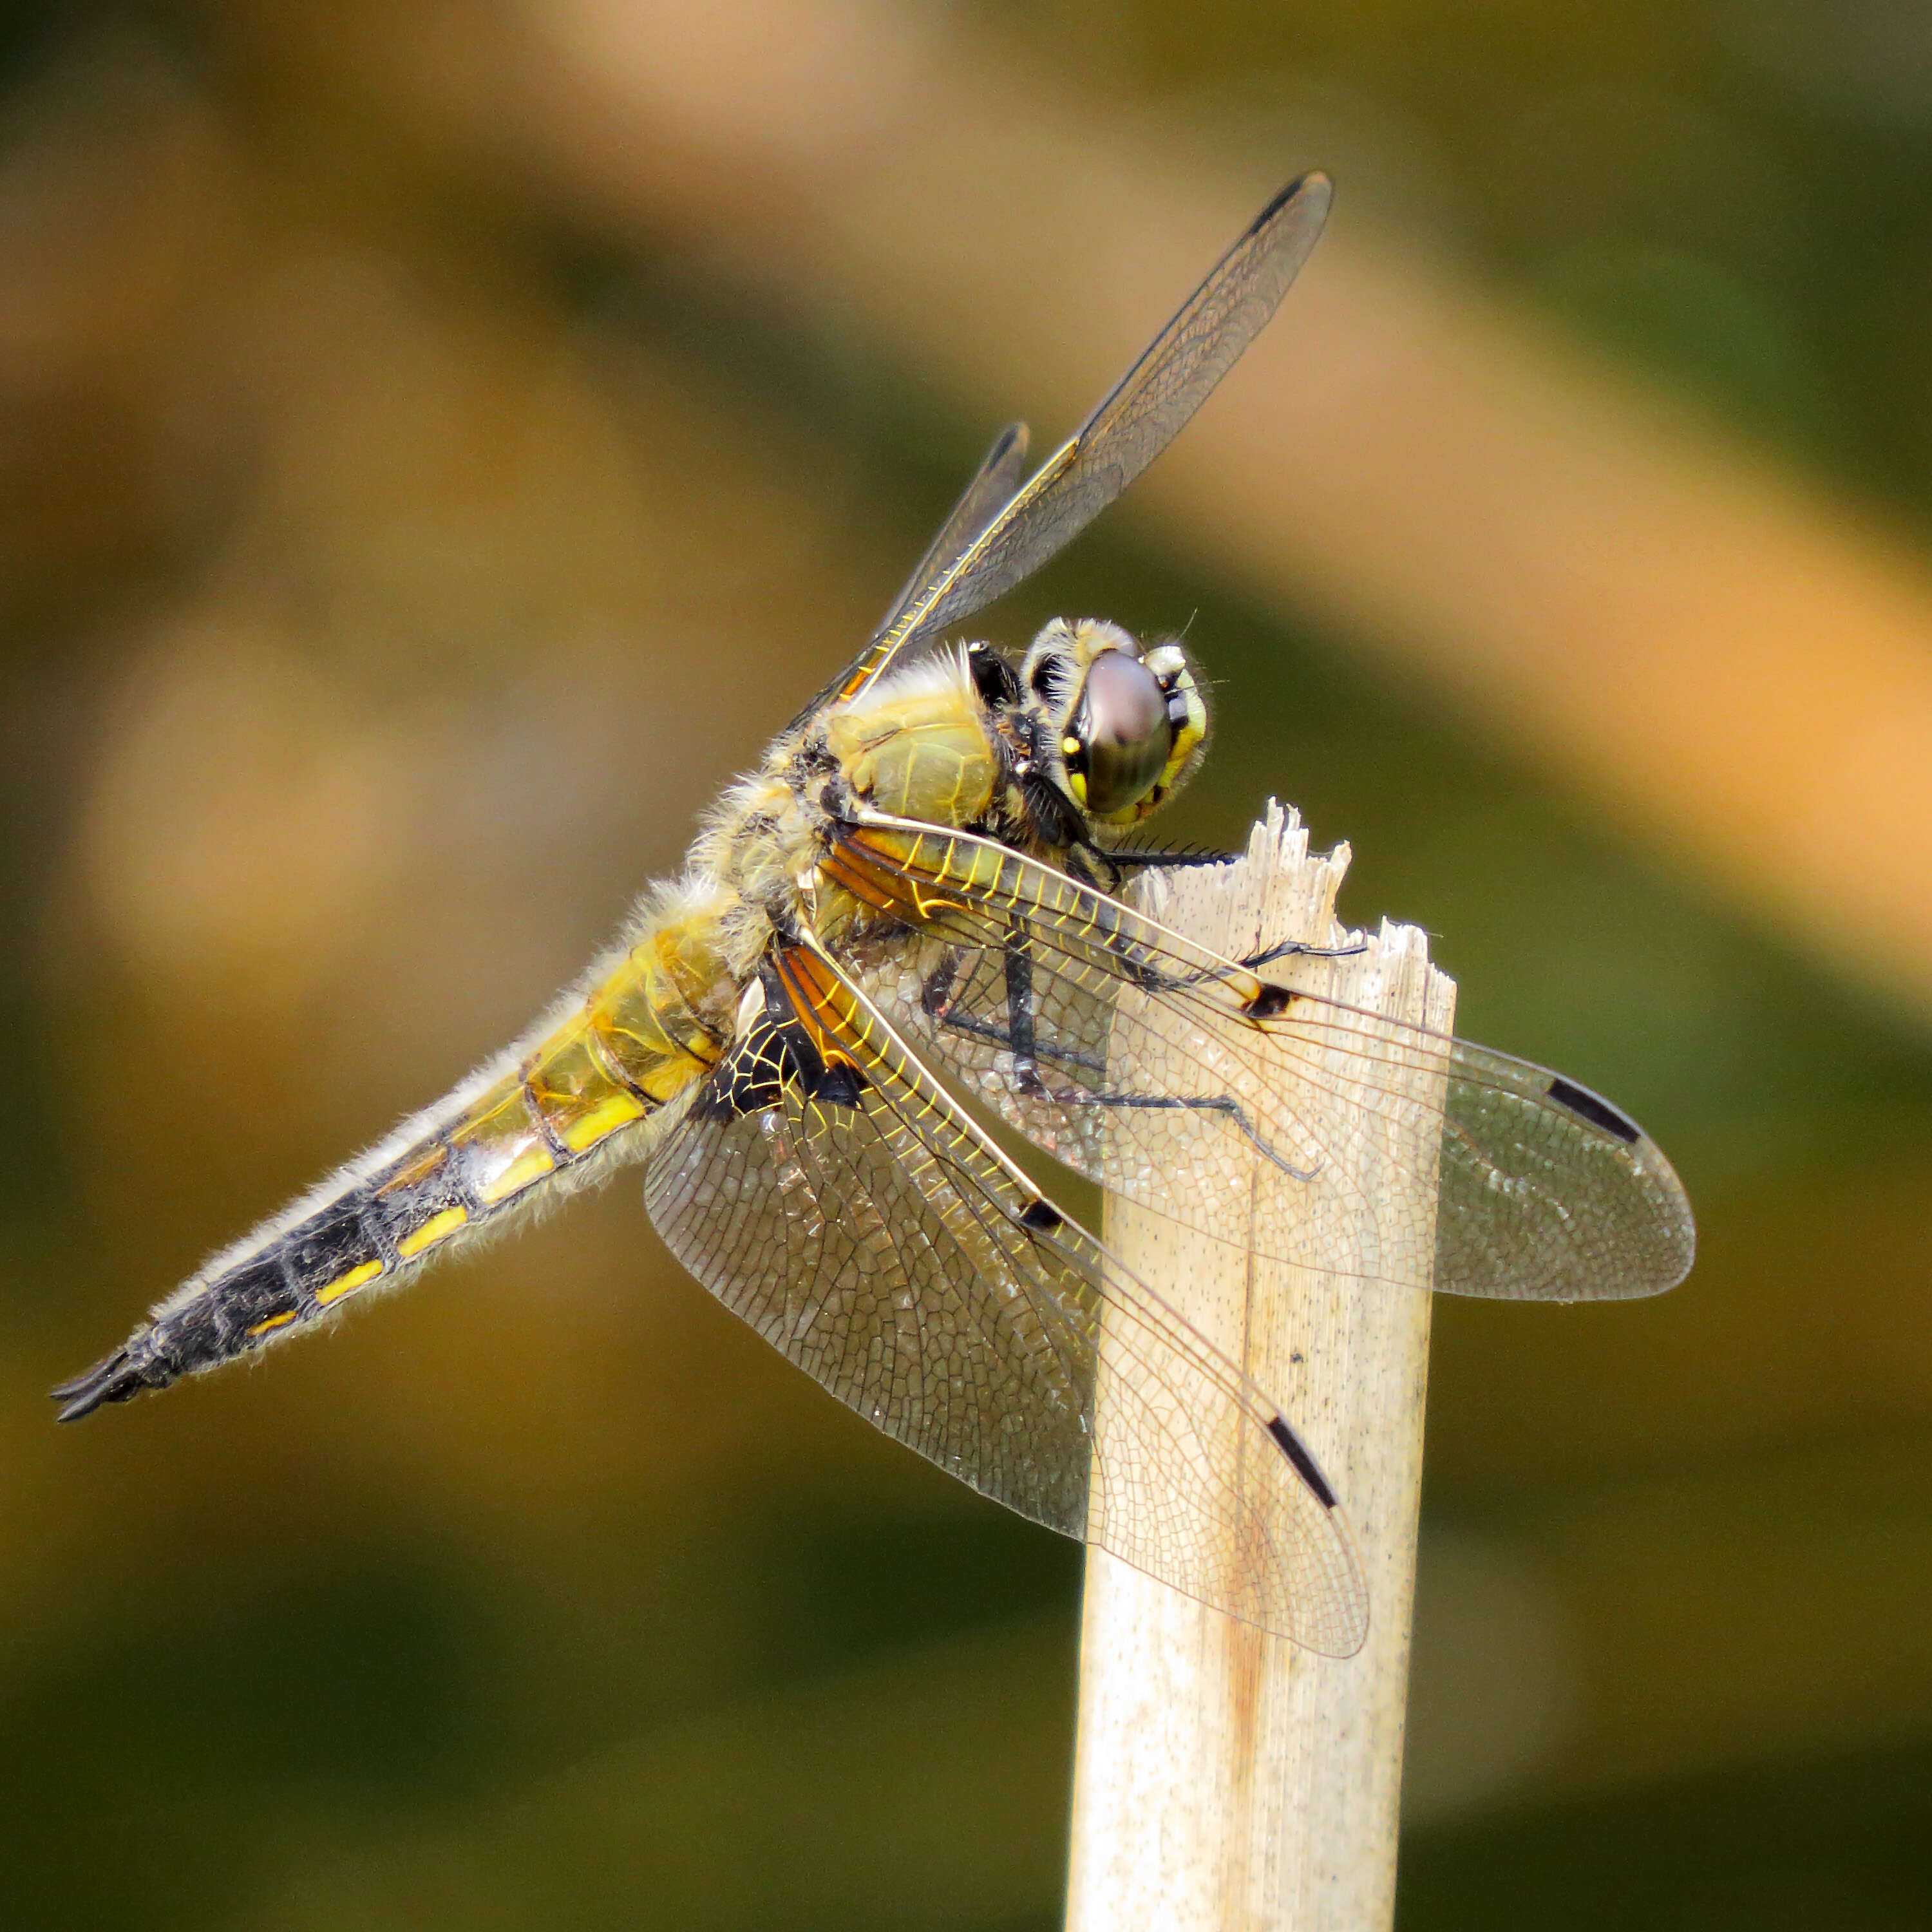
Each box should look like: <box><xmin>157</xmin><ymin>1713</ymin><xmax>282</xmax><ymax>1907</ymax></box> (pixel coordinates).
<box><xmin>830</xmin><ymin>820</ymin><xmax>1695</xmax><ymax>1304</ymax></box>
<box><xmin>797</xmin><ymin>422</ymin><xmax>1030</xmax><ymax>729</ymax></box>
<box><xmin>842</xmin><ymin>173</ymin><xmax>1334</xmax><ymax>702</ymax></box>
<box><xmin>643</xmin><ymin>941</ymin><xmax>1368</xmax><ymax>1653</ymax></box>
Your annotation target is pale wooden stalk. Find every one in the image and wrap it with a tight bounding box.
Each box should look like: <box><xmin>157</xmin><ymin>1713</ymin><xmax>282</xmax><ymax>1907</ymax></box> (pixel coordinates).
<box><xmin>1064</xmin><ymin>802</ymin><xmax>1454</xmax><ymax>1932</ymax></box>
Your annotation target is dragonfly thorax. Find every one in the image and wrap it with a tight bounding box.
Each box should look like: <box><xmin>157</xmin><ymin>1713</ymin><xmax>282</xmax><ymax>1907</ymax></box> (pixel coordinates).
<box><xmin>820</xmin><ymin>654</ymin><xmax>1002</xmax><ymax>829</ymax></box>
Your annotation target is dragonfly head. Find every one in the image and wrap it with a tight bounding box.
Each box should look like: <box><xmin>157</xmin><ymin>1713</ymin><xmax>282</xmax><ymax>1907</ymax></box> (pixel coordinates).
<box><xmin>1019</xmin><ymin>619</ymin><xmax>1208</xmax><ymax>827</ymax></box>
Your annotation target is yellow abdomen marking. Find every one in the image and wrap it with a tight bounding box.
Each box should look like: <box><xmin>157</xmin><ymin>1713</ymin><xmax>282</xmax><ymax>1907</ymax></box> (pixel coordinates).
<box><xmin>583</xmin><ymin>926</ymin><xmax>723</xmax><ymax>1105</ymax></box>
<box><xmin>560</xmin><ymin>1092</ymin><xmax>649</xmax><ymax>1153</ymax></box>
<box><xmin>482</xmin><ymin>1146</ymin><xmax>554</xmax><ymax>1205</ymax></box>
<box><xmin>437</xmin><ymin>921</ymin><xmax>724</xmax><ymax>1211</ymax></box>
<box><xmin>316</xmin><ymin>1258</ymin><xmax>384</xmax><ymax>1306</ymax></box>
<box><xmin>525</xmin><ymin>1013</ymin><xmax>651</xmax><ymax>1153</ymax></box>
<box><xmin>149</xmin><ymin>909</ymin><xmax>732</xmax><ymax>1390</ymax></box>
<box><xmin>451</xmin><ymin>1086</ymin><xmax>557</xmax><ymax>1206</ymax></box>
<box><xmin>395</xmin><ymin>1206</ymin><xmax>468</xmax><ymax>1259</ymax></box>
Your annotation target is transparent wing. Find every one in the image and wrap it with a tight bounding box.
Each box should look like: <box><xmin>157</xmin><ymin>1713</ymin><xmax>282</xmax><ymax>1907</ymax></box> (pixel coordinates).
<box><xmin>827</xmin><ymin>819</ymin><xmax>1696</xmax><ymax>1304</ymax></box>
<box><xmin>643</xmin><ymin>939</ymin><xmax>1368</xmax><ymax>1653</ymax></box>
<box><xmin>790</xmin><ymin>422</ymin><xmax>1030</xmax><ymax>733</ymax></box>
<box><xmin>880</xmin><ymin>423</ymin><xmax>1032</xmax><ymax>645</ymax></box>
<box><xmin>835</xmin><ymin>173</ymin><xmax>1334</xmax><ymax>705</ymax></box>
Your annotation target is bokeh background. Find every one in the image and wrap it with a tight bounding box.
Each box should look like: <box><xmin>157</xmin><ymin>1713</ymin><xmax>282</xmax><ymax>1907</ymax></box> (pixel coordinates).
<box><xmin>4</xmin><ymin>1</ymin><xmax>1931</xmax><ymax>1926</ymax></box>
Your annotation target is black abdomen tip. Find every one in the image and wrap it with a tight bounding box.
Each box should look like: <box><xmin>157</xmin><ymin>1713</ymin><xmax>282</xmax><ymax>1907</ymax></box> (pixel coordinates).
<box><xmin>50</xmin><ymin>1345</ymin><xmax>166</xmax><ymax>1423</ymax></box>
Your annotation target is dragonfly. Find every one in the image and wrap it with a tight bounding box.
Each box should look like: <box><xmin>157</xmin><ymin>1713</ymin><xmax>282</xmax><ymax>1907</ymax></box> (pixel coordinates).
<box><xmin>54</xmin><ymin>175</ymin><xmax>1694</xmax><ymax>1655</ymax></box>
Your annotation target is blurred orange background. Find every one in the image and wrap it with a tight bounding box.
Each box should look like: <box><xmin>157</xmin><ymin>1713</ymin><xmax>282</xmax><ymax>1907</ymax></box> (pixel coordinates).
<box><xmin>3</xmin><ymin>2</ymin><xmax>1929</xmax><ymax>1926</ymax></box>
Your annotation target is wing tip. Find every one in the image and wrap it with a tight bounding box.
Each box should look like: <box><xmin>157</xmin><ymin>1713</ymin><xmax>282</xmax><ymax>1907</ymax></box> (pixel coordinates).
<box><xmin>1662</xmin><ymin>1211</ymin><xmax>1699</xmax><ymax>1296</ymax></box>
<box><xmin>1255</xmin><ymin>170</ymin><xmax>1334</xmax><ymax>236</ymax></box>
<box><xmin>1312</xmin><ymin>1602</ymin><xmax>1373</xmax><ymax>1660</ymax></box>
<box><xmin>1259</xmin><ymin>1412</ymin><xmax>1376</xmax><ymax>1655</ymax></box>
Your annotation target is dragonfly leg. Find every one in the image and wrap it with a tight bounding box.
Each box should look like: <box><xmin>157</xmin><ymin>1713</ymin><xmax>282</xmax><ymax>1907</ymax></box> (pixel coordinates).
<box><xmin>1059</xmin><ymin>1088</ymin><xmax>1321</xmax><ymax>1182</ymax></box>
<box><xmin>920</xmin><ymin>961</ymin><xmax>1109</xmax><ymax>1073</ymax></box>
<box><xmin>1240</xmin><ymin>936</ymin><xmax>1368</xmax><ymax>970</ymax></box>
<box><xmin>1130</xmin><ymin>935</ymin><xmax>1367</xmax><ymax>996</ymax></box>
<box><xmin>915</xmin><ymin>953</ymin><xmax>1318</xmax><ymax>1182</ymax></box>
<box><xmin>1003</xmin><ymin>922</ymin><xmax>1046</xmax><ymax>1094</ymax></box>
<box><xmin>1095</xmin><ymin>845</ymin><xmax>1241</xmax><ymax>872</ymax></box>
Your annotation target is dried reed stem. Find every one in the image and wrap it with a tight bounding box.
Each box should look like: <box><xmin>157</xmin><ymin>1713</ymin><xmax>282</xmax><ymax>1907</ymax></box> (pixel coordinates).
<box><xmin>1065</xmin><ymin>802</ymin><xmax>1453</xmax><ymax>1931</ymax></box>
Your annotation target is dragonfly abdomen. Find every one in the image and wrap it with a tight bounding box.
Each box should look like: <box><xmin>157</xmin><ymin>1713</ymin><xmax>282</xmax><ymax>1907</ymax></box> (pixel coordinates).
<box><xmin>53</xmin><ymin>909</ymin><xmax>733</xmax><ymax>1420</ymax></box>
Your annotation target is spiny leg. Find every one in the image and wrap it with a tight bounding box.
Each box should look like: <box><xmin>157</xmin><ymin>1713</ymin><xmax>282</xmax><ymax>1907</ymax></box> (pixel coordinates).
<box><xmin>1068</xmin><ymin>1090</ymin><xmax>1320</xmax><ymax>1183</ymax></box>
<box><xmin>1072</xmin><ymin>907</ymin><xmax>1365</xmax><ymax>998</ymax></box>
<box><xmin>1094</xmin><ymin>845</ymin><xmax>1240</xmax><ymax>876</ymax></box>
<box><xmin>923</xmin><ymin>948</ymin><xmax>1106</xmax><ymax>1076</ymax></box>
<box><xmin>1089</xmin><ymin>849</ymin><xmax>1367</xmax><ymax>974</ymax></box>
<box><xmin>1003</xmin><ymin>920</ymin><xmax>1045</xmax><ymax>1094</ymax></box>
<box><xmin>1242</xmin><ymin>935</ymin><xmax>1367</xmax><ymax>972</ymax></box>
<box><xmin>1150</xmin><ymin>934</ymin><xmax>1369</xmax><ymax>994</ymax></box>
<box><xmin>916</xmin><ymin>951</ymin><xmax>1319</xmax><ymax>1181</ymax></box>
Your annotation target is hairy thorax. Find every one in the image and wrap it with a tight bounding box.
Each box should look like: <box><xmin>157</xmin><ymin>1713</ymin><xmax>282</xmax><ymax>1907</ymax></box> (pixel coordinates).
<box><xmin>692</xmin><ymin>654</ymin><xmax>1002</xmax><ymax>981</ymax></box>
<box><xmin>821</xmin><ymin>664</ymin><xmax>999</xmax><ymax>829</ymax></box>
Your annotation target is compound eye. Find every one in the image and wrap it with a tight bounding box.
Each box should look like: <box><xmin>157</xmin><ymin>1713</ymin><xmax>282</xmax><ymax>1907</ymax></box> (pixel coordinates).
<box><xmin>1070</xmin><ymin>650</ymin><xmax>1173</xmax><ymax>819</ymax></box>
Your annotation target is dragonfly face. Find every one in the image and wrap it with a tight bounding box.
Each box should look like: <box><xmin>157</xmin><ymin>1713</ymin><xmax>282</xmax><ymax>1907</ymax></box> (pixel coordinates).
<box><xmin>54</xmin><ymin>174</ymin><xmax>1694</xmax><ymax>1656</ymax></box>
<box><xmin>1016</xmin><ymin>620</ymin><xmax>1207</xmax><ymax>826</ymax></box>
<box><xmin>808</xmin><ymin>620</ymin><xmax>1205</xmax><ymax>891</ymax></box>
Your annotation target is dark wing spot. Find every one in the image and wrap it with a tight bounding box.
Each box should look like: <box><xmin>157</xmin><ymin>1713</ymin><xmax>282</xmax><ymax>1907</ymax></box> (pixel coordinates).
<box><xmin>1244</xmin><ymin>983</ymin><xmax>1292</xmax><ymax>1019</ymax></box>
<box><xmin>1266</xmin><ymin>1414</ymin><xmax>1339</xmax><ymax>1510</ymax></box>
<box><xmin>691</xmin><ymin>1068</ymin><xmax>746</xmax><ymax>1123</ymax></box>
<box><xmin>1546</xmin><ymin>1075</ymin><xmax>1642</xmax><ymax>1146</ymax></box>
<box><xmin>1019</xmin><ymin>1198</ymin><xmax>1064</xmax><ymax>1233</ymax></box>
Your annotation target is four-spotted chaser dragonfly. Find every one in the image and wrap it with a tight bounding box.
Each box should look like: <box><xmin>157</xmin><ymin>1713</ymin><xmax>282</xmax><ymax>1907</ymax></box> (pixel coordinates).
<box><xmin>55</xmin><ymin>175</ymin><xmax>1693</xmax><ymax>1654</ymax></box>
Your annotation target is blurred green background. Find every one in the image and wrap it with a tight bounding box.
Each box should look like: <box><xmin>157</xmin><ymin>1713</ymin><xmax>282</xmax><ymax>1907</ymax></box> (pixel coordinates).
<box><xmin>3</xmin><ymin>1</ymin><xmax>1930</xmax><ymax>1926</ymax></box>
